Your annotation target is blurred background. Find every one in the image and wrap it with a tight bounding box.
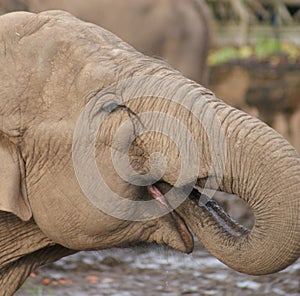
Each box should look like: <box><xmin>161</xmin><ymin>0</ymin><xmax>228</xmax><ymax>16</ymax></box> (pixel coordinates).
<box><xmin>0</xmin><ymin>1</ymin><xmax>299</xmax><ymax>295</ymax></box>
<box><xmin>207</xmin><ymin>0</ymin><xmax>300</xmax><ymax>152</ymax></box>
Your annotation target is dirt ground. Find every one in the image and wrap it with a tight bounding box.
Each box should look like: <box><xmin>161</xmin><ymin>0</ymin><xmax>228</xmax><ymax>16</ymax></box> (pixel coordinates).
<box><xmin>16</xmin><ymin>244</ymin><xmax>300</xmax><ymax>296</ymax></box>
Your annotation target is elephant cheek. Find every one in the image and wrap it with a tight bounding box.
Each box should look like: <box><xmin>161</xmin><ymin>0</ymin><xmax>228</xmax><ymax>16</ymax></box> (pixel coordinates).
<box><xmin>26</xmin><ymin>176</ymin><xmax>121</xmax><ymax>249</ymax></box>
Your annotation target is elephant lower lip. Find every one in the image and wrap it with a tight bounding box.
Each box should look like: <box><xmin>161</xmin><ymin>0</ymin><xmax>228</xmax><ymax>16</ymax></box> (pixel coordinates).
<box><xmin>170</xmin><ymin>210</ymin><xmax>194</xmax><ymax>253</ymax></box>
<box><xmin>148</xmin><ymin>184</ymin><xmax>194</xmax><ymax>253</ymax></box>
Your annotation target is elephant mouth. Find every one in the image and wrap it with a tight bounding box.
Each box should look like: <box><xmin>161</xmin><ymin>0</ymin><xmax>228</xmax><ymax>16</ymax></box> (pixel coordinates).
<box><xmin>148</xmin><ymin>182</ymin><xmax>250</xmax><ymax>253</ymax></box>
<box><xmin>148</xmin><ymin>184</ymin><xmax>194</xmax><ymax>253</ymax></box>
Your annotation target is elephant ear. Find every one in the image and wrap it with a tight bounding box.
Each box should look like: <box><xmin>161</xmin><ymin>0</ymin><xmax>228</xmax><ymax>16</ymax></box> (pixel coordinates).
<box><xmin>0</xmin><ymin>135</ymin><xmax>32</xmax><ymax>221</ymax></box>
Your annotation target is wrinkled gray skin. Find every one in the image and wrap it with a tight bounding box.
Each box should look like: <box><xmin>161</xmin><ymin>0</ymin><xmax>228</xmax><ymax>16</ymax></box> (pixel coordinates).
<box><xmin>0</xmin><ymin>0</ymin><xmax>211</xmax><ymax>85</ymax></box>
<box><xmin>0</xmin><ymin>11</ymin><xmax>300</xmax><ymax>295</ymax></box>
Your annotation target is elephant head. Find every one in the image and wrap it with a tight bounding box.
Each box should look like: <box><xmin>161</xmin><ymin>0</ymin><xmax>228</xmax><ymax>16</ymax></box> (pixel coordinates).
<box><xmin>0</xmin><ymin>0</ymin><xmax>211</xmax><ymax>85</ymax></box>
<box><xmin>0</xmin><ymin>11</ymin><xmax>299</xmax><ymax>293</ymax></box>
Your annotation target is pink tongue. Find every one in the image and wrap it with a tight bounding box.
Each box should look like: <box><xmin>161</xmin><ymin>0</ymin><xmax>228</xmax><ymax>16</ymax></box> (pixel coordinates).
<box><xmin>148</xmin><ymin>185</ymin><xmax>169</xmax><ymax>208</ymax></box>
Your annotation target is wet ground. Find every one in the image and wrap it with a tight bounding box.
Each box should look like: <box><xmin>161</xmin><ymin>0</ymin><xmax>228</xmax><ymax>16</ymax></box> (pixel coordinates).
<box><xmin>17</xmin><ymin>244</ymin><xmax>300</xmax><ymax>296</ymax></box>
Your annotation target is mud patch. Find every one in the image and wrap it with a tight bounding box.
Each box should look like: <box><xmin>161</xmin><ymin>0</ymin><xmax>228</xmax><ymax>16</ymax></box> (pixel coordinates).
<box><xmin>17</xmin><ymin>245</ymin><xmax>300</xmax><ymax>296</ymax></box>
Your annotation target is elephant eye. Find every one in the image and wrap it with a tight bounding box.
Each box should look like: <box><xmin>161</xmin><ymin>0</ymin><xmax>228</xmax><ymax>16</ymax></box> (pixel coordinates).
<box><xmin>101</xmin><ymin>101</ymin><xmax>120</xmax><ymax>113</ymax></box>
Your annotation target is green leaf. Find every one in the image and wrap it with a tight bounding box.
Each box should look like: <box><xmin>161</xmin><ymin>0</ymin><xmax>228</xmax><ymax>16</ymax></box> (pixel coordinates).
<box><xmin>208</xmin><ymin>47</ymin><xmax>239</xmax><ymax>65</ymax></box>
<box><xmin>254</xmin><ymin>38</ymin><xmax>281</xmax><ymax>58</ymax></box>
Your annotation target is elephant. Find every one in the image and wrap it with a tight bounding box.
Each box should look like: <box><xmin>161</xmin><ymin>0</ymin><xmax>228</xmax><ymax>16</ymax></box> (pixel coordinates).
<box><xmin>0</xmin><ymin>0</ymin><xmax>211</xmax><ymax>85</ymax></box>
<box><xmin>0</xmin><ymin>11</ymin><xmax>299</xmax><ymax>295</ymax></box>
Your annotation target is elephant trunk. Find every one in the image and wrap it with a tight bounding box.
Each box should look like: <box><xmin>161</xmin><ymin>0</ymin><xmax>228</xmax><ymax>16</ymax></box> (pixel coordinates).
<box><xmin>177</xmin><ymin>103</ymin><xmax>300</xmax><ymax>275</ymax></box>
<box><xmin>124</xmin><ymin>76</ymin><xmax>299</xmax><ymax>274</ymax></box>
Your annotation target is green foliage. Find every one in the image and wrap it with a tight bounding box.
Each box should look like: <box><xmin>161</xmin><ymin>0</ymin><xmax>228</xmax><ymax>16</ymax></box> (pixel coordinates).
<box><xmin>208</xmin><ymin>46</ymin><xmax>239</xmax><ymax>65</ymax></box>
<box><xmin>254</xmin><ymin>38</ymin><xmax>281</xmax><ymax>58</ymax></box>
<box><xmin>208</xmin><ymin>38</ymin><xmax>300</xmax><ymax>65</ymax></box>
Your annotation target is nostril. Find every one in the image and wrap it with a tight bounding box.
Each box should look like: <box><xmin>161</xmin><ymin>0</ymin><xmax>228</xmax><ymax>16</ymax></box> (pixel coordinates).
<box><xmin>190</xmin><ymin>189</ymin><xmax>253</xmax><ymax>236</ymax></box>
<box><xmin>213</xmin><ymin>191</ymin><xmax>254</xmax><ymax>230</ymax></box>
<box><xmin>204</xmin><ymin>199</ymin><xmax>250</xmax><ymax>236</ymax></box>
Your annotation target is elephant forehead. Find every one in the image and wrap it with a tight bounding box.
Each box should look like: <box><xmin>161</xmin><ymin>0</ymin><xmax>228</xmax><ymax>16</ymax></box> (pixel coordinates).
<box><xmin>0</xmin><ymin>13</ymin><xmax>108</xmax><ymax>129</ymax></box>
<box><xmin>0</xmin><ymin>11</ymin><xmax>170</xmax><ymax>124</ymax></box>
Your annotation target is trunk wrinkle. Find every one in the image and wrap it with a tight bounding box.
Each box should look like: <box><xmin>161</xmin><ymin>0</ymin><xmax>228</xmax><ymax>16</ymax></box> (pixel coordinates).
<box><xmin>178</xmin><ymin>103</ymin><xmax>300</xmax><ymax>275</ymax></box>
